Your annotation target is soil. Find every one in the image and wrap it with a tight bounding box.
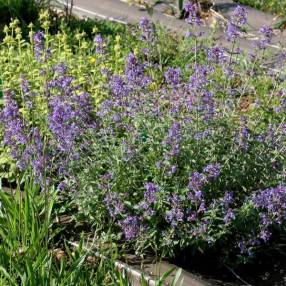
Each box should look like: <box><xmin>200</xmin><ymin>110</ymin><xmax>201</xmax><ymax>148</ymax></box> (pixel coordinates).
<box><xmin>172</xmin><ymin>246</ymin><xmax>286</xmax><ymax>285</ymax></box>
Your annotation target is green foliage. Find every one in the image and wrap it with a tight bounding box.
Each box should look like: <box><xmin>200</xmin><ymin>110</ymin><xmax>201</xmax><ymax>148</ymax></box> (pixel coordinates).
<box><xmin>0</xmin><ymin>4</ymin><xmax>286</xmax><ymax>273</ymax></box>
<box><xmin>235</xmin><ymin>0</ymin><xmax>286</xmax><ymax>15</ymax></box>
<box><xmin>0</xmin><ymin>178</ymin><xmax>180</xmax><ymax>285</ymax></box>
<box><xmin>0</xmin><ymin>0</ymin><xmax>51</xmax><ymax>39</ymax></box>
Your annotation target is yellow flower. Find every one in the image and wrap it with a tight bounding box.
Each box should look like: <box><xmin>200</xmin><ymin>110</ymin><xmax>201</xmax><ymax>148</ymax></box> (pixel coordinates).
<box><xmin>9</xmin><ymin>19</ymin><xmax>19</xmax><ymax>29</ymax></box>
<box><xmin>115</xmin><ymin>35</ymin><xmax>121</xmax><ymax>42</ymax></box>
<box><xmin>39</xmin><ymin>10</ymin><xmax>49</xmax><ymax>21</ymax></box>
<box><xmin>114</xmin><ymin>44</ymin><xmax>120</xmax><ymax>52</ymax></box>
<box><xmin>150</xmin><ymin>82</ymin><xmax>158</xmax><ymax>91</ymax></box>
<box><xmin>15</xmin><ymin>27</ymin><xmax>21</xmax><ymax>35</ymax></box>
<box><xmin>3</xmin><ymin>25</ymin><xmax>9</xmax><ymax>34</ymax></box>
<box><xmin>89</xmin><ymin>56</ymin><xmax>96</xmax><ymax>64</ymax></box>
<box><xmin>81</xmin><ymin>41</ymin><xmax>89</xmax><ymax>49</ymax></box>
<box><xmin>134</xmin><ymin>47</ymin><xmax>139</xmax><ymax>56</ymax></box>
<box><xmin>92</xmin><ymin>27</ymin><xmax>98</xmax><ymax>34</ymax></box>
<box><xmin>19</xmin><ymin>107</ymin><xmax>28</xmax><ymax>118</ymax></box>
<box><xmin>41</xmin><ymin>20</ymin><xmax>50</xmax><ymax>30</ymax></box>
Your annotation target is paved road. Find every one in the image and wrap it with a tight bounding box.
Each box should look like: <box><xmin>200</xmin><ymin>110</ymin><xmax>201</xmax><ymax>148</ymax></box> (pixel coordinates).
<box><xmin>56</xmin><ymin>0</ymin><xmax>286</xmax><ymax>52</ymax></box>
<box><xmin>58</xmin><ymin>0</ymin><xmax>197</xmax><ymax>32</ymax></box>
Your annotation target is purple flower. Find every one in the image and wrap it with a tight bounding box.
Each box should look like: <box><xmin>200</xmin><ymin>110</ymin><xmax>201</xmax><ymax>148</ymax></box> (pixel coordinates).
<box><xmin>58</xmin><ymin>181</ymin><xmax>68</xmax><ymax>191</ymax></box>
<box><xmin>139</xmin><ymin>17</ymin><xmax>154</xmax><ymax>41</ymax></box>
<box><xmin>275</xmin><ymin>97</ymin><xmax>286</xmax><ymax>113</ymax></box>
<box><xmin>29</xmin><ymin>127</ymin><xmax>50</xmax><ymax>185</ymax></box>
<box><xmin>120</xmin><ymin>215</ymin><xmax>141</xmax><ymax>240</ymax></box>
<box><xmin>155</xmin><ymin>161</ymin><xmax>163</xmax><ymax>169</ymax></box>
<box><xmin>226</xmin><ymin>5</ymin><xmax>247</xmax><ymax>42</ymax></box>
<box><xmin>0</xmin><ymin>95</ymin><xmax>50</xmax><ymax>186</ymax></box>
<box><xmin>187</xmin><ymin>209</ymin><xmax>197</xmax><ymax>222</ymax></box>
<box><xmin>252</xmin><ymin>185</ymin><xmax>286</xmax><ymax>226</ymax></box>
<box><xmin>231</xmin><ymin>5</ymin><xmax>247</xmax><ymax>27</ymax></box>
<box><xmin>235</xmin><ymin>116</ymin><xmax>250</xmax><ymax>150</ymax></box>
<box><xmin>226</xmin><ymin>23</ymin><xmax>240</xmax><ymax>42</ymax></box>
<box><xmin>53</xmin><ymin>63</ymin><xmax>68</xmax><ymax>75</ymax></box>
<box><xmin>20</xmin><ymin>76</ymin><xmax>30</xmax><ymax>94</ymax></box>
<box><xmin>20</xmin><ymin>77</ymin><xmax>34</xmax><ymax>109</ymax></box>
<box><xmin>194</xmin><ymin>129</ymin><xmax>210</xmax><ymax>140</ymax></box>
<box><xmin>259</xmin><ymin>228</ymin><xmax>271</xmax><ymax>243</ymax></box>
<box><xmin>164</xmin><ymin>67</ymin><xmax>181</xmax><ymax>88</ymax></box>
<box><xmin>144</xmin><ymin>182</ymin><xmax>160</xmax><ymax>204</ymax></box>
<box><xmin>208</xmin><ymin>46</ymin><xmax>227</xmax><ymax>64</ymax></box>
<box><xmin>163</xmin><ymin>122</ymin><xmax>182</xmax><ymax>160</ymax></box>
<box><xmin>33</xmin><ymin>31</ymin><xmax>50</xmax><ymax>62</ymax></box>
<box><xmin>125</xmin><ymin>53</ymin><xmax>150</xmax><ymax>88</ymax></box>
<box><xmin>170</xmin><ymin>165</ymin><xmax>177</xmax><ymax>174</ymax></box>
<box><xmin>203</xmin><ymin>163</ymin><xmax>221</xmax><ymax>179</ymax></box>
<box><xmin>104</xmin><ymin>192</ymin><xmax>124</xmax><ymax>218</ymax></box>
<box><xmin>222</xmin><ymin>192</ymin><xmax>234</xmax><ymax>208</ymax></box>
<box><xmin>101</xmin><ymin>172</ymin><xmax>113</xmax><ymax>181</ymax></box>
<box><xmin>184</xmin><ymin>2</ymin><xmax>202</xmax><ymax>26</ymax></box>
<box><xmin>0</xmin><ymin>92</ymin><xmax>28</xmax><ymax>167</ymax></box>
<box><xmin>189</xmin><ymin>64</ymin><xmax>211</xmax><ymax>91</ymax></box>
<box><xmin>200</xmin><ymin>91</ymin><xmax>215</xmax><ymax>121</ymax></box>
<box><xmin>33</xmin><ymin>30</ymin><xmax>45</xmax><ymax>45</ymax></box>
<box><xmin>188</xmin><ymin>172</ymin><xmax>207</xmax><ymax>192</ymax></box>
<box><xmin>258</xmin><ymin>25</ymin><xmax>274</xmax><ymax>49</ymax></box>
<box><xmin>94</xmin><ymin>34</ymin><xmax>104</xmax><ymax>54</ymax></box>
<box><xmin>166</xmin><ymin>195</ymin><xmax>184</xmax><ymax>227</ymax></box>
<box><xmin>109</xmin><ymin>75</ymin><xmax>129</xmax><ymax>98</ymax></box>
<box><xmin>48</xmin><ymin>76</ymin><xmax>93</xmax><ymax>156</ymax></box>
<box><xmin>224</xmin><ymin>208</ymin><xmax>235</xmax><ymax>224</ymax></box>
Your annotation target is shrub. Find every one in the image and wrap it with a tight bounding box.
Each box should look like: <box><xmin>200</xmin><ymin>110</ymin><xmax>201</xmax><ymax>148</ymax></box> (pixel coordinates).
<box><xmin>0</xmin><ymin>4</ymin><xmax>285</xmax><ymax>266</ymax></box>
<box><xmin>73</xmin><ymin>6</ymin><xmax>286</xmax><ymax>263</ymax></box>
<box><xmin>0</xmin><ymin>0</ymin><xmax>52</xmax><ymax>39</ymax></box>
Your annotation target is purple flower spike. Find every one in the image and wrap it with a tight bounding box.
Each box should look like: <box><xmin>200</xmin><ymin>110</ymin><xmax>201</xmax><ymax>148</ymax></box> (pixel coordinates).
<box><xmin>166</xmin><ymin>195</ymin><xmax>184</xmax><ymax>227</ymax></box>
<box><xmin>203</xmin><ymin>163</ymin><xmax>221</xmax><ymax>179</ymax></box>
<box><xmin>226</xmin><ymin>5</ymin><xmax>247</xmax><ymax>42</ymax></box>
<box><xmin>94</xmin><ymin>34</ymin><xmax>104</xmax><ymax>54</ymax></box>
<box><xmin>144</xmin><ymin>182</ymin><xmax>160</xmax><ymax>204</ymax></box>
<box><xmin>53</xmin><ymin>63</ymin><xmax>68</xmax><ymax>75</ymax></box>
<box><xmin>1</xmin><ymin>92</ymin><xmax>28</xmax><ymax>162</ymax></box>
<box><xmin>184</xmin><ymin>2</ymin><xmax>202</xmax><ymax>26</ymax></box>
<box><xmin>139</xmin><ymin>17</ymin><xmax>154</xmax><ymax>41</ymax></box>
<box><xmin>120</xmin><ymin>215</ymin><xmax>141</xmax><ymax>240</ymax></box>
<box><xmin>104</xmin><ymin>192</ymin><xmax>124</xmax><ymax>218</ymax></box>
<box><xmin>188</xmin><ymin>172</ymin><xmax>207</xmax><ymax>192</ymax></box>
<box><xmin>258</xmin><ymin>25</ymin><xmax>274</xmax><ymax>49</ymax></box>
<box><xmin>33</xmin><ymin>31</ymin><xmax>51</xmax><ymax>62</ymax></box>
<box><xmin>164</xmin><ymin>67</ymin><xmax>181</xmax><ymax>88</ymax></box>
<box><xmin>125</xmin><ymin>52</ymin><xmax>150</xmax><ymax>89</ymax></box>
<box><xmin>231</xmin><ymin>5</ymin><xmax>247</xmax><ymax>27</ymax></box>
<box><xmin>208</xmin><ymin>46</ymin><xmax>227</xmax><ymax>64</ymax></box>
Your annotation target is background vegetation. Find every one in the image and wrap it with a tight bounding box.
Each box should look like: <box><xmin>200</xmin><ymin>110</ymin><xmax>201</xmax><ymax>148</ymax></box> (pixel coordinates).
<box><xmin>235</xmin><ymin>0</ymin><xmax>286</xmax><ymax>15</ymax></box>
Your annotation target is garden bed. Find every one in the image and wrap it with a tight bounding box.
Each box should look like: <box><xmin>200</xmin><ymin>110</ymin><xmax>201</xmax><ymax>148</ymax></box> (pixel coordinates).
<box><xmin>0</xmin><ymin>1</ymin><xmax>286</xmax><ymax>284</ymax></box>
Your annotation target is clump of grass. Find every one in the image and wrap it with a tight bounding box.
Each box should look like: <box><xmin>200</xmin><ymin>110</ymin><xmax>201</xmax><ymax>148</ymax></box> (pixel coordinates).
<box><xmin>0</xmin><ymin>178</ymin><xmax>181</xmax><ymax>285</ymax></box>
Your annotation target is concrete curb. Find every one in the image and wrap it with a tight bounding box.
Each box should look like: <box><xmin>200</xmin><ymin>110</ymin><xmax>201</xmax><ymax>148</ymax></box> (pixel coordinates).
<box><xmin>69</xmin><ymin>240</ymin><xmax>211</xmax><ymax>286</ymax></box>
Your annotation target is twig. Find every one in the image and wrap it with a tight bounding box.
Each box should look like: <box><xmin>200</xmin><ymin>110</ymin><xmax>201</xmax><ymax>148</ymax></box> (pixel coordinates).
<box><xmin>223</xmin><ymin>263</ymin><xmax>252</xmax><ymax>286</ymax></box>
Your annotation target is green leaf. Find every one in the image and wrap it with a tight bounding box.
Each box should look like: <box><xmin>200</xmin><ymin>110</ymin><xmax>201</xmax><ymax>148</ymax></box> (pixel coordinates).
<box><xmin>178</xmin><ymin>0</ymin><xmax>184</xmax><ymax>11</ymax></box>
<box><xmin>273</xmin><ymin>18</ymin><xmax>286</xmax><ymax>30</ymax></box>
<box><xmin>0</xmin><ymin>78</ymin><xmax>3</xmax><ymax>99</ymax></box>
